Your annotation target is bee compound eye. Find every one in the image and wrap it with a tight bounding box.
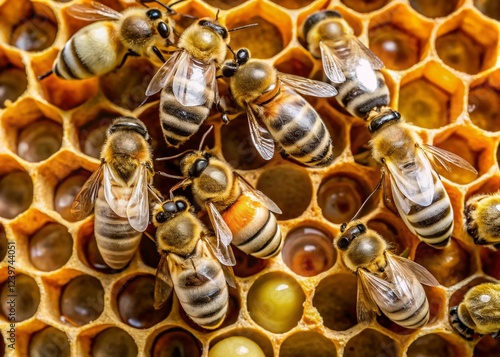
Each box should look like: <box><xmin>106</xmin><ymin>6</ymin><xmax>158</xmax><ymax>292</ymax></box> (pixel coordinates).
<box><xmin>157</xmin><ymin>22</ymin><xmax>169</xmax><ymax>38</ymax></box>
<box><xmin>175</xmin><ymin>200</ymin><xmax>187</xmax><ymax>212</ymax></box>
<box><xmin>357</xmin><ymin>224</ymin><xmax>366</xmax><ymax>233</ymax></box>
<box><xmin>156</xmin><ymin>212</ymin><xmax>167</xmax><ymax>223</ymax></box>
<box><xmin>193</xmin><ymin>159</ymin><xmax>208</xmax><ymax>177</ymax></box>
<box><xmin>163</xmin><ymin>201</ymin><xmax>177</xmax><ymax>213</ymax></box>
<box><xmin>236</xmin><ymin>49</ymin><xmax>249</xmax><ymax>65</ymax></box>
<box><xmin>222</xmin><ymin>62</ymin><xmax>238</xmax><ymax>78</ymax></box>
<box><xmin>147</xmin><ymin>9</ymin><xmax>162</xmax><ymax>20</ymax></box>
<box><xmin>337</xmin><ymin>236</ymin><xmax>350</xmax><ymax>250</ymax></box>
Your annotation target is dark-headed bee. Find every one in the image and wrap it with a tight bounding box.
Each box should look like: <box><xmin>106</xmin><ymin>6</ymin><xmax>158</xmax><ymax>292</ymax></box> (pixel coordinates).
<box><xmin>71</xmin><ymin>117</ymin><xmax>155</xmax><ymax>269</ymax></box>
<box><xmin>465</xmin><ymin>193</ymin><xmax>500</xmax><ymax>246</ymax></box>
<box><xmin>450</xmin><ymin>282</ymin><xmax>500</xmax><ymax>340</ymax></box>
<box><xmin>367</xmin><ymin>107</ymin><xmax>477</xmax><ymax>248</ymax></box>
<box><xmin>221</xmin><ymin>48</ymin><xmax>338</xmax><ymax>167</ymax></box>
<box><xmin>337</xmin><ymin>221</ymin><xmax>439</xmax><ymax>328</ymax></box>
<box><xmin>303</xmin><ymin>10</ymin><xmax>389</xmax><ymax>119</ymax></box>
<box><xmin>39</xmin><ymin>0</ymin><xmax>177</xmax><ymax>81</ymax></box>
<box><xmin>151</xmin><ymin>196</ymin><xmax>236</xmax><ymax>329</ymax></box>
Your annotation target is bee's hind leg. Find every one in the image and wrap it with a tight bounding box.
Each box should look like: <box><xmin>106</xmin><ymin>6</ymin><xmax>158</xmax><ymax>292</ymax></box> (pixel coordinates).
<box><xmin>118</xmin><ymin>49</ymin><xmax>140</xmax><ymax>69</ymax></box>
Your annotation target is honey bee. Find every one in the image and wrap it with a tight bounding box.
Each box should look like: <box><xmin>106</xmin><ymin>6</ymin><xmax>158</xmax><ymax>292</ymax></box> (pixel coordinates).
<box><xmin>145</xmin><ymin>16</ymin><xmax>231</xmax><ymax>147</ymax></box>
<box><xmin>38</xmin><ymin>0</ymin><xmax>177</xmax><ymax>81</ymax></box>
<box><xmin>336</xmin><ymin>221</ymin><xmax>439</xmax><ymax>328</ymax></box>
<box><xmin>367</xmin><ymin>107</ymin><xmax>477</xmax><ymax>248</ymax></box>
<box><xmin>165</xmin><ymin>130</ymin><xmax>283</xmax><ymax>259</ymax></box>
<box><xmin>221</xmin><ymin>48</ymin><xmax>338</xmax><ymax>167</ymax></box>
<box><xmin>450</xmin><ymin>282</ymin><xmax>500</xmax><ymax>340</ymax></box>
<box><xmin>464</xmin><ymin>193</ymin><xmax>500</xmax><ymax>246</ymax></box>
<box><xmin>151</xmin><ymin>196</ymin><xmax>236</xmax><ymax>329</ymax></box>
<box><xmin>303</xmin><ymin>10</ymin><xmax>389</xmax><ymax>119</ymax></box>
<box><xmin>71</xmin><ymin>116</ymin><xmax>154</xmax><ymax>269</ymax></box>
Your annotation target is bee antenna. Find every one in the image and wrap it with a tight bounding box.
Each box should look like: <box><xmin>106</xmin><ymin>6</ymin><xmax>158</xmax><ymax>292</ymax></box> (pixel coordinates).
<box><xmin>143</xmin><ymin>231</ymin><xmax>156</xmax><ymax>243</ymax></box>
<box><xmin>215</xmin><ymin>9</ymin><xmax>220</xmax><ymax>21</ymax></box>
<box><xmin>169</xmin><ymin>178</ymin><xmax>189</xmax><ymax>200</ymax></box>
<box><xmin>156</xmin><ymin>149</ymin><xmax>196</xmax><ymax>161</ymax></box>
<box><xmin>148</xmin><ymin>186</ymin><xmax>164</xmax><ymax>203</ymax></box>
<box><xmin>199</xmin><ymin>126</ymin><xmax>213</xmax><ymax>151</ymax></box>
<box><xmin>350</xmin><ymin>171</ymin><xmax>385</xmax><ymax>222</ymax></box>
<box><xmin>157</xmin><ymin>171</ymin><xmax>185</xmax><ymax>180</ymax></box>
<box><xmin>228</xmin><ymin>23</ymin><xmax>258</xmax><ymax>32</ymax></box>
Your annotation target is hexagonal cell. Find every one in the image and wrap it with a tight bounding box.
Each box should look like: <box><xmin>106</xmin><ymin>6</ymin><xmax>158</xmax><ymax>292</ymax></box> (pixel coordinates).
<box><xmin>28</xmin><ymin>326</ymin><xmax>70</xmax><ymax>357</ymax></box>
<box><xmin>269</xmin><ymin>0</ymin><xmax>321</xmax><ymax>10</ymax></box>
<box><xmin>313</xmin><ymin>273</ymin><xmax>357</xmax><ymax>331</ymax></box>
<box><xmin>247</xmin><ymin>271</ymin><xmax>305</xmax><ymax>333</ymax></box>
<box><xmin>78</xmin><ymin>326</ymin><xmax>138</xmax><ymax>357</ymax></box>
<box><xmin>256</xmin><ymin>164</ymin><xmax>312</xmax><ymax>220</ymax></box>
<box><xmin>0</xmin><ymin>272</ymin><xmax>40</xmax><ymax>323</ymax></box>
<box><xmin>368</xmin><ymin>4</ymin><xmax>434</xmax><ymax>70</ymax></box>
<box><xmin>406</xmin><ymin>333</ymin><xmax>466</xmax><ymax>356</ymax></box>
<box><xmin>225</xmin><ymin>2</ymin><xmax>292</xmax><ymax>59</ymax></box>
<box><xmin>398</xmin><ymin>61</ymin><xmax>464</xmax><ymax>128</ymax></box>
<box><xmin>54</xmin><ymin>169</ymin><xmax>91</xmax><ymax>222</ymax></box>
<box><xmin>0</xmin><ymin>0</ymin><xmax>57</xmax><ymax>52</ymax></box>
<box><xmin>435</xmin><ymin>9</ymin><xmax>498</xmax><ymax>74</ymax></box>
<box><xmin>0</xmin><ymin>50</ymin><xmax>27</xmax><ymax>108</ymax></box>
<box><xmin>317</xmin><ymin>170</ymin><xmax>377</xmax><ymax>225</ymax></box>
<box><xmin>414</xmin><ymin>239</ymin><xmax>473</xmax><ymax>287</ymax></box>
<box><xmin>208</xmin><ymin>328</ymin><xmax>274</xmax><ymax>357</ymax></box>
<box><xmin>279</xmin><ymin>331</ymin><xmax>337</xmax><ymax>357</ymax></box>
<box><xmin>151</xmin><ymin>328</ymin><xmax>202</xmax><ymax>357</ymax></box>
<box><xmin>221</xmin><ymin>114</ymin><xmax>269</xmax><ymax>171</ymax></box>
<box><xmin>203</xmin><ymin>0</ymin><xmax>248</xmax><ymax>10</ymax></box>
<box><xmin>344</xmin><ymin>328</ymin><xmax>399</xmax><ymax>356</ymax></box>
<box><xmin>468</xmin><ymin>70</ymin><xmax>500</xmax><ymax>132</ymax></box>
<box><xmin>474</xmin><ymin>0</ymin><xmax>500</xmax><ymax>21</ymax></box>
<box><xmin>409</xmin><ymin>0</ymin><xmax>462</xmax><ymax>18</ymax></box>
<box><xmin>474</xmin><ymin>335</ymin><xmax>500</xmax><ymax>357</ymax></box>
<box><xmin>282</xmin><ymin>224</ymin><xmax>336</xmax><ymax>277</ymax></box>
<box><xmin>232</xmin><ymin>246</ymin><xmax>268</xmax><ymax>277</ymax></box>
<box><xmin>274</xmin><ymin>47</ymin><xmax>315</xmax><ymax>79</ymax></box>
<box><xmin>0</xmin><ymin>159</ymin><xmax>33</xmax><ymax>219</ymax></box>
<box><xmin>29</xmin><ymin>222</ymin><xmax>73</xmax><ymax>272</ymax></box>
<box><xmin>114</xmin><ymin>274</ymin><xmax>171</xmax><ymax>329</ymax></box>
<box><xmin>340</xmin><ymin>0</ymin><xmax>390</xmax><ymax>13</ymax></box>
<box><xmin>59</xmin><ymin>274</ymin><xmax>105</xmax><ymax>327</ymax></box>
<box><xmin>0</xmin><ymin>224</ymin><xmax>7</xmax><ymax>261</ymax></box>
<box><xmin>432</xmin><ymin>127</ymin><xmax>487</xmax><ymax>184</ymax></box>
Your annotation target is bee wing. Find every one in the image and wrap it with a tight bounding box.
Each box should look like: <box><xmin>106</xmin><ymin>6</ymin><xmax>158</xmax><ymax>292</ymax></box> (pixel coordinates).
<box><xmin>70</xmin><ymin>164</ymin><xmax>104</xmax><ymax>219</ymax></box>
<box><xmin>154</xmin><ymin>254</ymin><xmax>174</xmax><ymax>309</ymax></box>
<box><xmin>103</xmin><ymin>164</ymin><xmax>127</xmax><ymax>217</ymax></box>
<box><xmin>389</xmin><ymin>175</ymin><xmax>412</xmax><ymax>214</ymax></box>
<box><xmin>385</xmin><ymin>146</ymin><xmax>435</xmax><ymax>208</ymax></box>
<box><xmin>423</xmin><ymin>144</ymin><xmax>478</xmax><ymax>175</ymax></box>
<box><xmin>390</xmin><ymin>254</ymin><xmax>439</xmax><ymax>287</ymax></box>
<box><xmin>235</xmin><ymin>172</ymin><xmax>282</xmax><ymax>214</ymax></box>
<box><xmin>221</xmin><ymin>265</ymin><xmax>237</xmax><ymax>289</ymax></box>
<box><xmin>145</xmin><ymin>52</ymin><xmax>180</xmax><ymax>96</ymax></box>
<box><xmin>319</xmin><ymin>41</ymin><xmax>346</xmax><ymax>83</ymax></box>
<box><xmin>349</xmin><ymin>35</ymin><xmax>385</xmax><ymax>70</ymax></box>
<box><xmin>357</xmin><ymin>271</ymin><xmax>380</xmax><ymax>324</ymax></box>
<box><xmin>278</xmin><ymin>72</ymin><xmax>338</xmax><ymax>97</ymax></box>
<box><xmin>173</xmin><ymin>52</ymin><xmax>215</xmax><ymax>106</ymax></box>
<box><xmin>203</xmin><ymin>232</ymin><xmax>236</xmax><ymax>267</ymax></box>
<box><xmin>246</xmin><ymin>104</ymin><xmax>275</xmax><ymax>160</ymax></box>
<box><xmin>67</xmin><ymin>1</ymin><xmax>122</xmax><ymax>21</ymax></box>
<box><xmin>126</xmin><ymin>165</ymin><xmax>150</xmax><ymax>232</ymax></box>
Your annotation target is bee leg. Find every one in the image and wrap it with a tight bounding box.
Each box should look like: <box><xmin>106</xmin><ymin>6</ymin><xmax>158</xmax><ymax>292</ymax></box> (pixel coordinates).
<box><xmin>152</xmin><ymin>46</ymin><xmax>166</xmax><ymax>63</ymax></box>
<box><xmin>38</xmin><ymin>69</ymin><xmax>53</xmax><ymax>81</ymax></box>
<box><xmin>450</xmin><ymin>306</ymin><xmax>475</xmax><ymax>341</ymax></box>
<box><xmin>118</xmin><ymin>50</ymin><xmax>140</xmax><ymax>69</ymax></box>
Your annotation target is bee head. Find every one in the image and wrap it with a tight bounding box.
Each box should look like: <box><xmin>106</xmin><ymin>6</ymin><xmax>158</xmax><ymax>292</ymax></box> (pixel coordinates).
<box><xmin>337</xmin><ymin>222</ymin><xmax>366</xmax><ymax>250</ymax></box>
<box><xmin>179</xmin><ymin>151</ymin><xmax>211</xmax><ymax>178</ymax></box>
<box><xmin>368</xmin><ymin>109</ymin><xmax>401</xmax><ymax>133</ymax></box>
<box><xmin>155</xmin><ymin>197</ymin><xmax>191</xmax><ymax>223</ymax></box>
<box><xmin>222</xmin><ymin>48</ymin><xmax>250</xmax><ymax>78</ymax></box>
<box><xmin>198</xmin><ymin>18</ymin><xmax>228</xmax><ymax>40</ymax></box>
<box><xmin>107</xmin><ymin>117</ymin><xmax>150</xmax><ymax>141</ymax></box>
<box><xmin>303</xmin><ymin>10</ymin><xmax>342</xmax><ymax>40</ymax></box>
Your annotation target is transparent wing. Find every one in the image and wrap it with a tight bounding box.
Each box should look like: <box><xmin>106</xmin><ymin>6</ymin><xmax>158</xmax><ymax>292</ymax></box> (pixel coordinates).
<box><xmin>390</xmin><ymin>254</ymin><xmax>439</xmax><ymax>287</ymax></box>
<box><xmin>127</xmin><ymin>165</ymin><xmax>150</xmax><ymax>232</ymax></box>
<box><xmin>319</xmin><ymin>41</ymin><xmax>346</xmax><ymax>83</ymax></box>
<box><xmin>278</xmin><ymin>72</ymin><xmax>338</xmax><ymax>97</ymax></box>
<box><xmin>221</xmin><ymin>265</ymin><xmax>237</xmax><ymax>289</ymax></box>
<box><xmin>206</xmin><ymin>202</ymin><xmax>233</xmax><ymax>246</ymax></box>
<box><xmin>246</xmin><ymin>104</ymin><xmax>275</xmax><ymax>160</ymax></box>
<box><xmin>70</xmin><ymin>164</ymin><xmax>104</xmax><ymax>220</ymax></box>
<box><xmin>103</xmin><ymin>164</ymin><xmax>126</xmax><ymax>217</ymax></box>
<box><xmin>203</xmin><ymin>232</ymin><xmax>236</xmax><ymax>267</ymax></box>
<box><xmin>385</xmin><ymin>146</ymin><xmax>434</xmax><ymax>207</ymax></box>
<box><xmin>359</xmin><ymin>266</ymin><xmax>407</xmax><ymax>311</ymax></box>
<box><xmin>173</xmin><ymin>53</ymin><xmax>215</xmax><ymax>106</ymax></box>
<box><xmin>235</xmin><ymin>172</ymin><xmax>282</xmax><ymax>214</ymax></box>
<box><xmin>351</xmin><ymin>35</ymin><xmax>385</xmax><ymax>70</ymax></box>
<box><xmin>154</xmin><ymin>254</ymin><xmax>174</xmax><ymax>309</ymax></box>
<box><xmin>357</xmin><ymin>272</ymin><xmax>380</xmax><ymax>324</ymax></box>
<box><xmin>145</xmin><ymin>51</ymin><xmax>180</xmax><ymax>96</ymax></box>
<box><xmin>389</xmin><ymin>174</ymin><xmax>411</xmax><ymax>214</ymax></box>
<box><xmin>67</xmin><ymin>1</ymin><xmax>122</xmax><ymax>21</ymax></box>
<box><xmin>423</xmin><ymin>144</ymin><xmax>478</xmax><ymax>175</ymax></box>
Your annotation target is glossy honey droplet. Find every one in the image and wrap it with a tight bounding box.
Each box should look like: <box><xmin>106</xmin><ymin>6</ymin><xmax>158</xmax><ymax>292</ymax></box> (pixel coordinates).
<box><xmin>341</xmin><ymin>0</ymin><xmax>389</xmax><ymax>13</ymax></box>
<box><xmin>399</xmin><ymin>78</ymin><xmax>449</xmax><ymax>129</ymax></box>
<box><xmin>475</xmin><ymin>0</ymin><xmax>500</xmax><ymax>21</ymax></box>
<box><xmin>436</xmin><ymin>30</ymin><xmax>484</xmax><ymax>74</ymax></box>
<box><xmin>282</xmin><ymin>226</ymin><xmax>335</xmax><ymax>277</ymax></box>
<box><xmin>152</xmin><ymin>328</ymin><xmax>202</xmax><ymax>357</ymax></box>
<box><xmin>317</xmin><ymin>176</ymin><xmax>369</xmax><ymax>224</ymax></box>
<box><xmin>409</xmin><ymin>0</ymin><xmax>458</xmax><ymax>17</ymax></box>
<box><xmin>29</xmin><ymin>223</ymin><xmax>73</xmax><ymax>271</ymax></box>
<box><xmin>0</xmin><ymin>171</ymin><xmax>33</xmax><ymax>219</ymax></box>
<box><xmin>0</xmin><ymin>224</ymin><xmax>7</xmax><ymax>261</ymax></box>
<box><xmin>1</xmin><ymin>274</ymin><xmax>40</xmax><ymax>322</ymax></box>
<box><xmin>209</xmin><ymin>337</ymin><xmax>265</xmax><ymax>357</ymax></box>
<box><xmin>369</xmin><ymin>25</ymin><xmax>420</xmax><ymax>70</ymax></box>
<box><xmin>10</xmin><ymin>14</ymin><xmax>57</xmax><ymax>51</ymax></box>
<box><xmin>92</xmin><ymin>327</ymin><xmax>137</xmax><ymax>357</ymax></box>
<box><xmin>0</xmin><ymin>68</ymin><xmax>28</xmax><ymax>108</ymax></box>
<box><xmin>247</xmin><ymin>272</ymin><xmax>305</xmax><ymax>333</ymax></box>
<box><xmin>17</xmin><ymin>119</ymin><xmax>63</xmax><ymax>162</ymax></box>
<box><xmin>54</xmin><ymin>173</ymin><xmax>89</xmax><ymax>221</ymax></box>
<box><xmin>117</xmin><ymin>275</ymin><xmax>171</xmax><ymax>328</ymax></box>
<box><xmin>29</xmin><ymin>326</ymin><xmax>70</xmax><ymax>357</ymax></box>
<box><xmin>468</xmin><ymin>85</ymin><xmax>500</xmax><ymax>132</ymax></box>
<box><xmin>60</xmin><ymin>275</ymin><xmax>104</xmax><ymax>326</ymax></box>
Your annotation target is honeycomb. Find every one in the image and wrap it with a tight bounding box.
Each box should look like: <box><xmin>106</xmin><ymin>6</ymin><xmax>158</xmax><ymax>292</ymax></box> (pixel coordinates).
<box><xmin>0</xmin><ymin>0</ymin><xmax>499</xmax><ymax>356</ymax></box>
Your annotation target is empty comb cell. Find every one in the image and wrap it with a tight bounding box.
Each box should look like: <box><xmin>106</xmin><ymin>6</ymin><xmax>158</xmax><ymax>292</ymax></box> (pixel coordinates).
<box><xmin>344</xmin><ymin>329</ymin><xmax>399</xmax><ymax>357</ymax></box>
<box><xmin>406</xmin><ymin>333</ymin><xmax>462</xmax><ymax>356</ymax></box>
<box><xmin>29</xmin><ymin>223</ymin><xmax>73</xmax><ymax>271</ymax></box>
<box><xmin>409</xmin><ymin>0</ymin><xmax>459</xmax><ymax>18</ymax></box>
<box><xmin>0</xmin><ymin>66</ymin><xmax>27</xmax><ymax>109</ymax></box>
